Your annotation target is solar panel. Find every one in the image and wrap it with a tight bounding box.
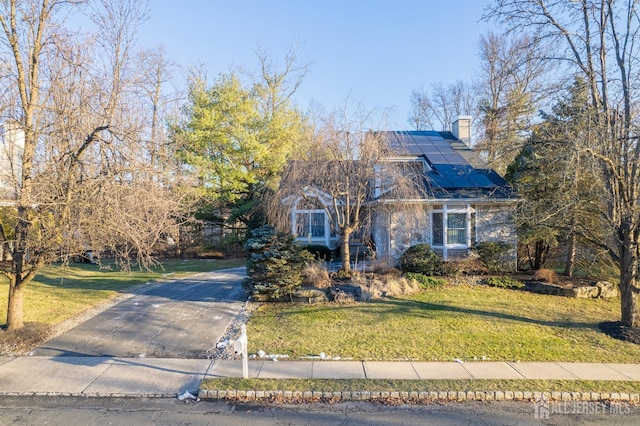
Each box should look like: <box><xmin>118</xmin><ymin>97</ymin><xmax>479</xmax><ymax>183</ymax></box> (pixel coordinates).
<box><xmin>379</xmin><ymin>130</ymin><xmax>510</xmax><ymax>196</ymax></box>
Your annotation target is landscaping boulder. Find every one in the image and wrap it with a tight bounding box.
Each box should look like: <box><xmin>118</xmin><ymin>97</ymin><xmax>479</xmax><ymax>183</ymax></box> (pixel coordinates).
<box><xmin>291</xmin><ymin>287</ymin><xmax>328</xmax><ymax>303</ymax></box>
<box><xmin>524</xmin><ymin>279</ymin><xmax>618</xmax><ymax>299</ymax></box>
<box><xmin>330</xmin><ymin>284</ymin><xmax>362</xmax><ymax>301</ymax></box>
<box><xmin>524</xmin><ymin>280</ymin><xmax>574</xmax><ymax>297</ymax></box>
<box><xmin>596</xmin><ymin>281</ymin><xmax>618</xmax><ymax>298</ymax></box>
<box><xmin>572</xmin><ymin>285</ymin><xmax>600</xmax><ymax>298</ymax></box>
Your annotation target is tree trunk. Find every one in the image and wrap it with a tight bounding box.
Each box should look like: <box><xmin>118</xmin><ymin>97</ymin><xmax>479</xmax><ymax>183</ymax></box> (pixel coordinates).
<box><xmin>341</xmin><ymin>230</ymin><xmax>352</xmax><ymax>273</ymax></box>
<box><xmin>619</xmin><ymin>229</ymin><xmax>639</xmax><ymax>327</ymax></box>
<box><xmin>564</xmin><ymin>232</ymin><xmax>576</xmax><ymax>277</ymax></box>
<box><xmin>6</xmin><ymin>277</ymin><xmax>24</xmax><ymax>330</ymax></box>
<box><xmin>620</xmin><ymin>272</ymin><xmax>640</xmax><ymax>327</ymax></box>
<box><xmin>533</xmin><ymin>240</ymin><xmax>548</xmax><ymax>270</ymax></box>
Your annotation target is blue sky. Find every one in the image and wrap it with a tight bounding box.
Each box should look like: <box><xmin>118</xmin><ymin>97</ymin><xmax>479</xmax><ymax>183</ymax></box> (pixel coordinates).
<box><xmin>137</xmin><ymin>1</ymin><xmax>491</xmax><ymax>129</ymax></box>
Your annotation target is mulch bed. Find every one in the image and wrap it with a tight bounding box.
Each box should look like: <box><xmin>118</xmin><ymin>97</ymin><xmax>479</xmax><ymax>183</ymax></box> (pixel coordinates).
<box><xmin>599</xmin><ymin>321</ymin><xmax>640</xmax><ymax>345</ymax></box>
<box><xmin>0</xmin><ymin>322</ymin><xmax>52</xmax><ymax>356</ymax></box>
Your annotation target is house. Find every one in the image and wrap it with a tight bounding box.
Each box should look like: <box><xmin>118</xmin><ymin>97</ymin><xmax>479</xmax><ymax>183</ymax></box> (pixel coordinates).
<box><xmin>286</xmin><ymin>117</ymin><xmax>518</xmax><ymax>268</ymax></box>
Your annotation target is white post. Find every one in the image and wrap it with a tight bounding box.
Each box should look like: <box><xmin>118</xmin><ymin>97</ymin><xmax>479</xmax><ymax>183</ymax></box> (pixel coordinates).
<box><xmin>233</xmin><ymin>324</ymin><xmax>248</xmax><ymax>379</ymax></box>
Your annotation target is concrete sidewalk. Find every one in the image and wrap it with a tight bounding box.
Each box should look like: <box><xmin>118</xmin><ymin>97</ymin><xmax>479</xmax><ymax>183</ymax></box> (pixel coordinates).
<box><xmin>1</xmin><ymin>356</ymin><xmax>640</xmax><ymax>398</ymax></box>
<box><xmin>207</xmin><ymin>359</ymin><xmax>640</xmax><ymax>381</ymax></box>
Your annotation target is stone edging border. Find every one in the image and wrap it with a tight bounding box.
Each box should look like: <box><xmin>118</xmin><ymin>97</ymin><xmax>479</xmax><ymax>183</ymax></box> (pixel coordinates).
<box><xmin>198</xmin><ymin>389</ymin><xmax>640</xmax><ymax>403</ymax></box>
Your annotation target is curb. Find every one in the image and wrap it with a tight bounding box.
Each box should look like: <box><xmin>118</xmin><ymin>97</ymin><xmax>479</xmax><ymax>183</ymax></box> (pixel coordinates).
<box><xmin>198</xmin><ymin>389</ymin><xmax>640</xmax><ymax>403</ymax></box>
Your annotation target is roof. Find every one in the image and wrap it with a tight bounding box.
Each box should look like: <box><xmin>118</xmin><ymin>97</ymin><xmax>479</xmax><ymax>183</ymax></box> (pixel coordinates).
<box><xmin>380</xmin><ymin>131</ymin><xmax>514</xmax><ymax>200</ymax></box>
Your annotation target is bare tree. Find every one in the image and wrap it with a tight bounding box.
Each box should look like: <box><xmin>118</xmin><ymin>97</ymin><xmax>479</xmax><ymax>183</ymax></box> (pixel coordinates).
<box><xmin>0</xmin><ymin>0</ymin><xmax>190</xmax><ymax>330</ymax></box>
<box><xmin>408</xmin><ymin>81</ymin><xmax>476</xmax><ymax>132</ymax></box>
<box><xmin>272</xmin><ymin>105</ymin><xmax>424</xmax><ymax>273</ymax></box>
<box><xmin>475</xmin><ymin>31</ymin><xmax>548</xmax><ymax>174</ymax></box>
<box><xmin>487</xmin><ymin>0</ymin><xmax>640</xmax><ymax>327</ymax></box>
<box><xmin>134</xmin><ymin>45</ymin><xmax>179</xmax><ymax>168</ymax></box>
<box><xmin>408</xmin><ymin>86</ymin><xmax>434</xmax><ymax>131</ymax></box>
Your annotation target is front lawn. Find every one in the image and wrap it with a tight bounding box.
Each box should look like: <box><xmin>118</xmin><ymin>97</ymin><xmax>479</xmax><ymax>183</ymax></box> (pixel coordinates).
<box><xmin>201</xmin><ymin>378</ymin><xmax>640</xmax><ymax>395</ymax></box>
<box><xmin>247</xmin><ymin>285</ymin><xmax>640</xmax><ymax>363</ymax></box>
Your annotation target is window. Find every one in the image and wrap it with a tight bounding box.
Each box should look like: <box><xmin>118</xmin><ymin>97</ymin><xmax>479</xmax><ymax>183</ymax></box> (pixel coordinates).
<box><xmin>432</xmin><ymin>212</ymin><xmax>443</xmax><ymax>245</ymax></box>
<box><xmin>310</xmin><ymin>212</ymin><xmax>325</xmax><ymax>237</ymax></box>
<box><xmin>295</xmin><ymin>211</ymin><xmax>326</xmax><ymax>238</ymax></box>
<box><xmin>431</xmin><ymin>205</ymin><xmax>475</xmax><ymax>249</ymax></box>
<box><xmin>447</xmin><ymin>213</ymin><xmax>466</xmax><ymax>245</ymax></box>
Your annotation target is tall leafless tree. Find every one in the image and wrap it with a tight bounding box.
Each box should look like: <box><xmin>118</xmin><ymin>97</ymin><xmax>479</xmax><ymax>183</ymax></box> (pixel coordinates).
<box><xmin>487</xmin><ymin>0</ymin><xmax>640</xmax><ymax>327</ymax></box>
<box><xmin>475</xmin><ymin>31</ymin><xmax>549</xmax><ymax>174</ymax></box>
<box><xmin>0</xmin><ymin>0</ymin><xmax>191</xmax><ymax>330</ymax></box>
<box><xmin>408</xmin><ymin>80</ymin><xmax>475</xmax><ymax>132</ymax></box>
<box><xmin>272</xmin><ymin>105</ymin><xmax>424</xmax><ymax>273</ymax></box>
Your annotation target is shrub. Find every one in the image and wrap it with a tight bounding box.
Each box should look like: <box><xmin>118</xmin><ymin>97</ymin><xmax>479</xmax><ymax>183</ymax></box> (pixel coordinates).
<box><xmin>441</xmin><ymin>258</ymin><xmax>489</xmax><ymax>277</ymax></box>
<box><xmin>243</xmin><ymin>225</ymin><xmax>314</xmax><ymax>301</ymax></box>
<box><xmin>301</xmin><ymin>263</ymin><xmax>332</xmax><ymax>288</ymax></box>
<box><xmin>302</xmin><ymin>244</ymin><xmax>333</xmax><ymax>261</ymax></box>
<box><xmin>405</xmin><ymin>272</ymin><xmax>447</xmax><ymax>289</ymax></box>
<box><xmin>472</xmin><ymin>241</ymin><xmax>513</xmax><ymax>272</ymax></box>
<box><xmin>483</xmin><ymin>276</ymin><xmax>524</xmax><ymax>289</ymax></box>
<box><xmin>397</xmin><ymin>244</ymin><xmax>443</xmax><ymax>276</ymax></box>
<box><xmin>534</xmin><ymin>268</ymin><xmax>558</xmax><ymax>284</ymax></box>
<box><xmin>333</xmin><ymin>268</ymin><xmax>353</xmax><ymax>280</ymax></box>
<box><xmin>354</xmin><ymin>273</ymin><xmax>422</xmax><ymax>300</ymax></box>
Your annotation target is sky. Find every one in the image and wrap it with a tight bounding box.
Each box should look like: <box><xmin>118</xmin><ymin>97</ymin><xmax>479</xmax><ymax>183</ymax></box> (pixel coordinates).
<box><xmin>136</xmin><ymin>1</ymin><xmax>492</xmax><ymax>129</ymax></box>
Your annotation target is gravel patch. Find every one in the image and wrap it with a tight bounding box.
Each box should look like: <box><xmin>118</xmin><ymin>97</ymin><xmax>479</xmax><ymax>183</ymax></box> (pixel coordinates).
<box><xmin>204</xmin><ymin>301</ymin><xmax>260</xmax><ymax>360</ymax></box>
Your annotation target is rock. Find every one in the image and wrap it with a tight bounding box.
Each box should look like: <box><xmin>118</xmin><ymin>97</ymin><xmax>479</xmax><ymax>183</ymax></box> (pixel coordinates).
<box><xmin>524</xmin><ymin>280</ymin><xmax>573</xmax><ymax>296</ymax></box>
<box><xmin>596</xmin><ymin>281</ymin><xmax>618</xmax><ymax>298</ymax></box>
<box><xmin>291</xmin><ymin>287</ymin><xmax>328</xmax><ymax>303</ymax></box>
<box><xmin>572</xmin><ymin>285</ymin><xmax>600</xmax><ymax>298</ymax></box>
<box><xmin>178</xmin><ymin>391</ymin><xmax>197</xmax><ymax>401</ymax></box>
<box><xmin>524</xmin><ymin>280</ymin><xmax>618</xmax><ymax>298</ymax></box>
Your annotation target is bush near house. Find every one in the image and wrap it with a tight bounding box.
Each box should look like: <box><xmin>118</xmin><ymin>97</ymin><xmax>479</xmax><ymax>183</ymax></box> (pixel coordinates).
<box><xmin>302</xmin><ymin>244</ymin><xmax>333</xmax><ymax>261</ymax></box>
<box><xmin>441</xmin><ymin>257</ymin><xmax>489</xmax><ymax>276</ymax></box>
<box><xmin>243</xmin><ymin>225</ymin><xmax>314</xmax><ymax>301</ymax></box>
<box><xmin>397</xmin><ymin>244</ymin><xmax>443</xmax><ymax>276</ymax></box>
<box><xmin>472</xmin><ymin>241</ymin><xmax>513</xmax><ymax>273</ymax></box>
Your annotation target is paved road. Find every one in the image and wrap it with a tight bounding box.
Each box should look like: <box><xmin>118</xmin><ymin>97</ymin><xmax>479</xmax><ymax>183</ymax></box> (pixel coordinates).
<box><xmin>0</xmin><ymin>396</ymin><xmax>637</xmax><ymax>425</ymax></box>
<box><xmin>32</xmin><ymin>268</ymin><xmax>247</xmax><ymax>358</ymax></box>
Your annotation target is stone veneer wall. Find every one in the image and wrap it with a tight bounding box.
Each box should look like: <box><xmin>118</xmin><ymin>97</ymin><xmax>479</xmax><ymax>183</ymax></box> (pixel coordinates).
<box><xmin>373</xmin><ymin>203</ymin><xmax>517</xmax><ymax>268</ymax></box>
<box><xmin>475</xmin><ymin>204</ymin><xmax>518</xmax><ymax>269</ymax></box>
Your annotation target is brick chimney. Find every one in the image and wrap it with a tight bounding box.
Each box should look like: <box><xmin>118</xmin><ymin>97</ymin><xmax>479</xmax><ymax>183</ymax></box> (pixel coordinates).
<box><xmin>452</xmin><ymin>116</ymin><xmax>471</xmax><ymax>145</ymax></box>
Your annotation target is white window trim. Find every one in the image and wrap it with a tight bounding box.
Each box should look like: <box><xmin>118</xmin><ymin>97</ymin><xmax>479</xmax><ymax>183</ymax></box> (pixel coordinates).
<box><xmin>430</xmin><ymin>204</ymin><xmax>476</xmax><ymax>260</ymax></box>
<box><xmin>291</xmin><ymin>197</ymin><xmax>334</xmax><ymax>248</ymax></box>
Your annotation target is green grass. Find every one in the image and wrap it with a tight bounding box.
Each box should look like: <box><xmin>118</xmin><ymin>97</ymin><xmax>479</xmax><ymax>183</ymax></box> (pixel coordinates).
<box><xmin>201</xmin><ymin>378</ymin><xmax>640</xmax><ymax>394</ymax></box>
<box><xmin>247</xmin><ymin>285</ymin><xmax>640</xmax><ymax>363</ymax></box>
<box><xmin>0</xmin><ymin>258</ymin><xmax>245</xmax><ymax>325</ymax></box>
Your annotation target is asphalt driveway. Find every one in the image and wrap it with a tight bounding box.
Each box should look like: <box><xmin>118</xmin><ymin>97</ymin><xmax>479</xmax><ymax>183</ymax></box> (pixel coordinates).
<box><xmin>32</xmin><ymin>268</ymin><xmax>247</xmax><ymax>359</ymax></box>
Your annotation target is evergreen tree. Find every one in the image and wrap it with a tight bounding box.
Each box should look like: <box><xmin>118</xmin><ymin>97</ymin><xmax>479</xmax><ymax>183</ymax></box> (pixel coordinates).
<box><xmin>173</xmin><ymin>63</ymin><xmax>310</xmax><ymax>235</ymax></box>
<box><xmin>507</xmin><ymin>77</ymin><xmax>604</xmax><ymax>274</ymax></box>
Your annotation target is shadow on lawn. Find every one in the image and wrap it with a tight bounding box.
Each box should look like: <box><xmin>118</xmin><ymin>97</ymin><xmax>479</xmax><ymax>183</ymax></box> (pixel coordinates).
<box><xmin>273</xmin><ymin>297</ymin><xmax>600</xmax><ymax>331</ymax></box>
<box><xmin>384</xmin><ymin>298</ymin><xmax>599</xmax><ymax>329</ymax></box>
